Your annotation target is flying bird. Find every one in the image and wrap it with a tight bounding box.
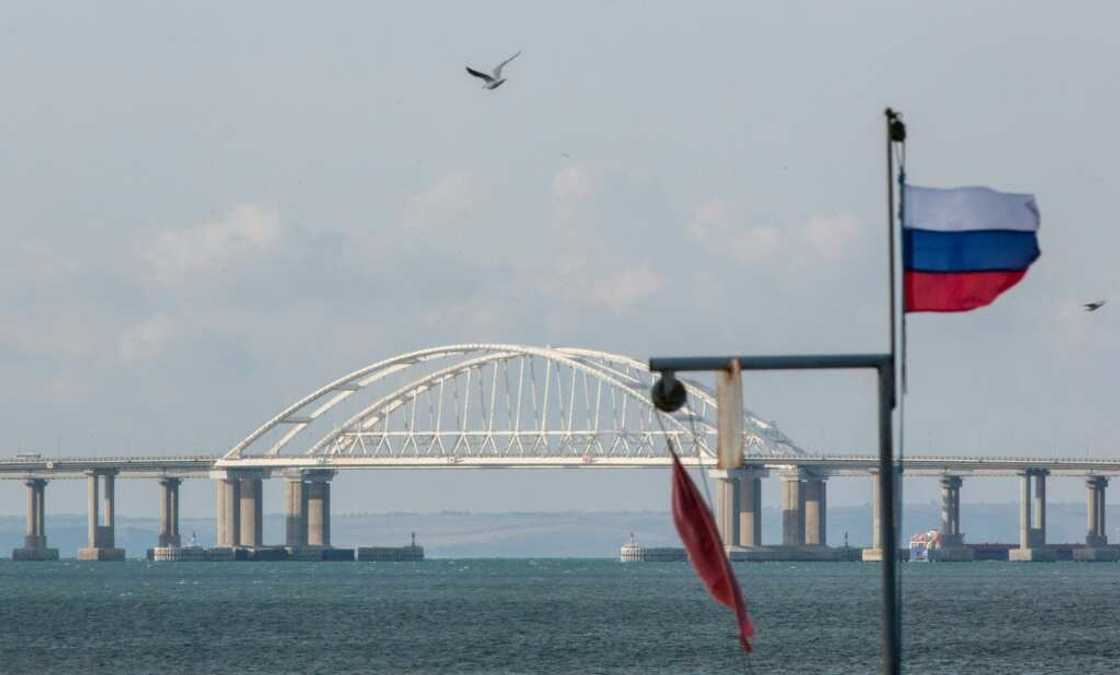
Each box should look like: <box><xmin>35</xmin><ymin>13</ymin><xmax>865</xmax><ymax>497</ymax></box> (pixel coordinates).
<box><xmin>466</xmin><ymin>51</ymin><xmax>521</xmax><ymax>90</ymax></box>
<box><xmin>1084</xmin><ymin>300</ymin><xmax>1107</xmax><ymax>312</ymax></box>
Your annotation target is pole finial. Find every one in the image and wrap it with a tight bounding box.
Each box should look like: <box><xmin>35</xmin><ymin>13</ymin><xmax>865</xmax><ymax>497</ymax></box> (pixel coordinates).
<box><xmin>886</xmin><ymin>108</ymin><xmax>907</xmax><ymax>142</ymax></box>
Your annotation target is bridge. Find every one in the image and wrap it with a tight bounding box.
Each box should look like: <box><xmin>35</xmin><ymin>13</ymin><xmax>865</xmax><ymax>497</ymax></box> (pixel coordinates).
<box><xmin>3</xmin><ymin>344</ymin><xmax>1117</xmax><ymax>562</ymax></box>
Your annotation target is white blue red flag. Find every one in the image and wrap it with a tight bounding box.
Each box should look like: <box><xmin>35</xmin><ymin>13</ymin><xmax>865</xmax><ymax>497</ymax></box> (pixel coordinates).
<box><xmin>903</xmin><ymin>185</ymin><xmax>1040</xmax><ymax>312</ymax></box>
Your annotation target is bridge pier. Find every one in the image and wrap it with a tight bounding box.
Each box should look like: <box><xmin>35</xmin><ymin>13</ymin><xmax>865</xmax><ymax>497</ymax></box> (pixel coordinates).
<box><xmin>78</xmin><ymin>470</ymin><xmax>125</xmax><ymax>560</ymax></box>
<box><xmin>215</xmin><ymin>475</ymin><xmax>241</xmax><ymax>548</ymax></box>
<box><xmin>861</xmin><ymin>471</ymin><xmax>908</xmax><ymax>562</ymax></box>
<box><xmin>1076</xmin><ymin>476</ymin><xmax>1117</xmax><ymax>561</ymax></box>
<box><xmin>780</xmin><ymin>472</ymin><xmax>805</xmax><ymax>547</ymax></box>
<box><xmin>12</xmin><ymin>478</ymin><xmax>59</xmax><ymax>560</ymax></box>
<box><xmin>239</xmin><ymin>476</ymin><xmax>264</xmax><ymax>548</ymax></box>
<box><xmin>739</xmin><ymin>470</ymin><xmax>763</xmax><ymax>548</ymax></box>
<box><xmin>285</xmin><ymin>470</ymin><xmax>353</xmax><ymax>560</ymax></box>
<box><xmin>1011</xmin><ymin>468</ymin><xmax>1055</xmax><ymax>562</ymax></box>
<box><xmin>158</xmin><ymin>478</ymin><xmax>182</xmax><ymax>547</ymax></box>
<box><xmin>935</xmin><ymin>475</ymin><xmax>973</xmax><ymax>561</ymax></box>
<box><xmin>711</xmin><ymin>467</ymin><xmax>765</xmax><ymax>549</ymax></box>
<box><xmin>307</xmin><ymin>473</ymin><xmax>332</xmax><ymax>547</ymax></box>
<box><xmin>284</xmin><ymin>475</ymin><xmax>308</xmax><ymax>548</ymax></box>
<box><xmin>726</xmin><ymin>470</ymin><xmax>844</xmax><ymax>561</ymax></box>
<box><xmin>212</xmin><ymin>470</ymin><xmax>268</xmax><ymax>550</ymax></box>
<box><xmin>777</xmin><ymin>470</ymin><xmax>832</xmax><ymax>548</ymax></box>
<box><xmin>803</xmin><ymin>477</ymin><xmax>827</xmax><ymax>546</ymax></box>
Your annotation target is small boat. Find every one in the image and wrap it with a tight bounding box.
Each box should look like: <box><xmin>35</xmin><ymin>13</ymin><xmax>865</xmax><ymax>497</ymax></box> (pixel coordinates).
<box><xmin>619</xmin><ymin>532</ymin><xmax>686</xmax><ymax>562</ymax></box>
<box><xmin>908</xmin><ymin>529</ymin><xmax>942</xmax><ymax>562</ymax></box>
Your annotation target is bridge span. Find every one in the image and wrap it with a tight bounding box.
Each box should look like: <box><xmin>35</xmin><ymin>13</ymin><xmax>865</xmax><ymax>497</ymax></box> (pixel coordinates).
<box><xmin>3</xmin><ymin>344</ymin><xmax>1117</xmax><ymax>562</ymax></box>
<box><xmin>3</xmin><ymin>454</ymin><xmax>1120</xmax><ymax>476</ymax></box>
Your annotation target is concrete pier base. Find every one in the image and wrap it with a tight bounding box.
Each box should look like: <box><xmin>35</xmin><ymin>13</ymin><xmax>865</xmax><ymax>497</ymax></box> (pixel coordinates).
<box><xmin>288</xmin><ymin>546</ymin><xmax>355</xmax><ymax>561</ymax></box>
<box><xmin>861</xmin><ymin>548</ymin><xmax>911</xmax><ymax>562</ymax></box>
<box><xmin>246</xmin><ymin>547</ymin><xmax>289</xmax><ymax>561</ymax></box>
<box><xmin>1008</xmin><ymin>547</ymin><xmax>1057</xmax><ymax>562</ymax></box>
<box><xmin>1073</xmin><ymin>547</ymin><xmax>1120</xmax><ymax>562</ymax></box>
<box><xmin>933</xmin><ymin>546</ymin><xmax>975</xmax><ymax>562</ymax></box>
<box><xmin>77</xmin><ymin>547</ymin><xmax>126</xmax><ymax>561</ymax></box>
<box><xmin>728</xmin><ymin>545</ymin><xmax>855</xmax><ymax>562</ymax></box>
<box><xmin>205</xmin><ymin>547</ymin><xmax>242</xmax><ymax>561</ymax></box>
<box><xmin>12</xmin><ymin>546</ymin><xmax>59</xmax><ymax>561</ymax></box>
<box><xmin>357</xmin><ymin>545</ymin><xmax>424</xmax><ymax>562</ymax></box>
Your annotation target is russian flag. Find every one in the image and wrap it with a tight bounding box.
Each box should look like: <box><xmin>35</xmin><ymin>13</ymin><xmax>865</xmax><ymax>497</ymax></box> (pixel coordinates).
<box><xmin>903</xmin><ymin>185</ymin><xmax>1040</xmax><ymax>312</ymax></box>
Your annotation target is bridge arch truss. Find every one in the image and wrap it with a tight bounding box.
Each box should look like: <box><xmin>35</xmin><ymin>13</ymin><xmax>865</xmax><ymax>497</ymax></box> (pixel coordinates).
<box><xmin>221</xmin><ymin>344</ymin><xmax>807</xmax><ymax>468</ymax></box>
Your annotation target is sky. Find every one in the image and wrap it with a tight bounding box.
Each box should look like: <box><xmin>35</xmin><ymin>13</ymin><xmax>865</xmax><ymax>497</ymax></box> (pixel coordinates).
<box><xmin>1</xmin><ymin>2</ymin><xmax>1117</xmax><ymax>522</ymax></box>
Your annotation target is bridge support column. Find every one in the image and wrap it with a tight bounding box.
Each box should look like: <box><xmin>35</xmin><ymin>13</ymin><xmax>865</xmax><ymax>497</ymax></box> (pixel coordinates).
<box><xmin>803</xmin><ymin>478</ymin><xmax>827</xmax><ymax>547</ymax></box>
<box><xmin>283</xmin><ymin>470</ymin><xmax>352</xmax><ymax>560</ymax></box>
<box><xmin>862</xmin><ymin>471</ymin><xmax>894</xmax><ymax>562</ymax></box>
<box><xmin>939</xmin><ymin>476</ymin><xmax>964</xmax><ymax>546</ymax></box>
<box><xmin>284</xmin><ymin>476</ymin><xmax>308</xmax><ymax>547</ymax></box>
<box><xmin>713</xmin><ymin>472</ymin><xmax>741</xmax><ymax>548</ymax></box>
<box><xmin>1085</xmin><ymin>476</ymin><xmax>1108</xmax><ymax>546</ymax></box>
<box><xmin>726</xmin><ymin>469</ymin><xmax>842</xmax><ymax>562</ymax></box>
<box><xmin>306</xmin><ymin>473</ymin><xmax>332</xmax><ymax>547</ymax></box>
<box><xmin>79</xmin><ymin>470</ymin><xmax>125</xmax><ymax>560</ymax></box>
<box><xmin>739</xmin><ymin>470</ymin><xmax>763</xmax><ymax>548</ymax></box>
<box><xmin>1011</xmin><ymin>469</ymin><xmax>1054</xmax><ymax>562</ymax></box>
<box><xmin>1033</xmin><ymin>469</ymin><xmax>1047</xmax><ymax>544</ymax></box>
<box><xmin>1075</xmin><ymin>476</ymin><xmax>1117</xmax><ymax>561</ymax></box>
<box><xmin>710</xmin><ymin>467</ymin><xmax>767</xmax><ymax>550</ymax></box>
<box><xmin>780</xmin><ymin>473</ymin><xmax>804</xmax><ymax>547</ymax></box>
<box><xmin>12</xmin><ymin>479</ymin><xmax>59</xmax><ymax>560</ymax></box>
<box><xmin>239</xmin><ymin>477</ymin><xmax>264</xmax><ymax>548</ymax></box>
<box><xmin>215</xmin><ymin>476</ymin><xmax>241</xmax><ymax>548</ymax></box>
<box><xmin>934</xmin><ymin>475</ymin><xmax>973</xmax><ymax>560</ymax></box>
<box><xmin>158</xmin><ymin>478</ymin><xmax>182</xmax><ymax>548</ymax></box>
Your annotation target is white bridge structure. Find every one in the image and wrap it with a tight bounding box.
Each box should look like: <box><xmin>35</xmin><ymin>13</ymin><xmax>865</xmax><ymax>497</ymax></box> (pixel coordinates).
<box><xmin>3</xmin><ymin>343</ymin><xmax>1120</xmax><ymax>562</ymax></box>
<box><xmin>219</xmin><ymin>344</ymin><xmax>805</xmax><ymax>469</ymax></box>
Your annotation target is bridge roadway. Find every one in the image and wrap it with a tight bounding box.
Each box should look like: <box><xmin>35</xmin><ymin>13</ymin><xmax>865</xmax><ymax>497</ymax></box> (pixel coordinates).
<box><xmin>1</xmin><ymin>454</ymin><xmax>1120</xmax><ymax>476</ymax></box>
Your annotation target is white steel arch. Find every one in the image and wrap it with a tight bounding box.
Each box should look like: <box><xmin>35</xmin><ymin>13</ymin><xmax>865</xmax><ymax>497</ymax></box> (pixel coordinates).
<box><xmin>223</xmin><ymin>344</ymin><xmax>809</xmax><ymax>464</ymax></box>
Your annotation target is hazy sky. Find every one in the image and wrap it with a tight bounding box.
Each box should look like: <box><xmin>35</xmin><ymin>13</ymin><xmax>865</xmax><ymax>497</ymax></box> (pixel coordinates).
<box><xmin>1</xmin><ymin>2</ymin><xmax>1117</xmax><ymax>522</ymax></box>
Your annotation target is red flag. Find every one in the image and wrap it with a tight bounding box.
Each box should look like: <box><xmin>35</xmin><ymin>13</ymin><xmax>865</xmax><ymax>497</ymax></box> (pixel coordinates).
<box><xmin>670</xmin><ymin>448</ymin><xmax>754</xmax><ymax>652</ymax></box>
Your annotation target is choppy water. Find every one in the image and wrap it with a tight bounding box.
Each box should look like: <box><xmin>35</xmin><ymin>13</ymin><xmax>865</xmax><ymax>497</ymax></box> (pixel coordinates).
<box><xmin>0</xmin><ymin>559</ymin><xmax>1117</xmax><ymax>674</ymax></box>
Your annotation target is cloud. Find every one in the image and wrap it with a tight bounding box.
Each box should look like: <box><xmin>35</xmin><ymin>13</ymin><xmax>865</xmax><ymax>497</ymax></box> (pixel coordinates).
<box><xmin>686</xmin><ymin>198</ymin><xmax>784</xmax><ymax>263</ymax></box>
<box><xmin>802</xmin><ymin>213</ymin><xmax>861</xmax><ymax>259</ymax></box>
<box><xmin>0</xmin><ymin>313</ymin><xmax>101</xmax><ymax>359</ymax></box>
<box><xmin>402</xmin><ymin>172</ymin><xmax>480</xmax><ymax>229</ymax></box>
<box><xmin>118</xmin><ymin>314</ymin><xmax>177</xmax><ymax>364</ymax></box>
<box><xmin>686</xmin><ymin>199</ymin><xmax>866</xmax><ymax>267</ymax></box>
<box><xmin>537</xmin><ymin>256</ymin><xmax>664</xmax><ymax>312</ymax></box>
<box><xmin>587</xmin><ymin>266</ymin><xmax>664</xmax><ymax>310</ymax></box>
<box><xmin>138</xmin><ymin>204</ymin><xmax>282</xmax><ymax>285</ymax></box>
<box><xmin>684</xmin><ymin>197</ymin><xmax>732</xmax><ymax>241</ymax></box>
<box><xmin>552</xmin><ymin>165</ymin><xmax>597</xmax><ymax>202</ymax></box>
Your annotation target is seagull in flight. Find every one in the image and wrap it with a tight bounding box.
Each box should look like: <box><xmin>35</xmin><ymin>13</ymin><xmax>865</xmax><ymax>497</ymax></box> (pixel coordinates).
<box><xmin>1084</xmin><ymin>300</ymin><xmax>1107</xmax><ymax>312</ymax></box>
<box><xmin>466</xmin><ymin>51</ymin><xmax>521</xmax><ymax>90</ymax></box>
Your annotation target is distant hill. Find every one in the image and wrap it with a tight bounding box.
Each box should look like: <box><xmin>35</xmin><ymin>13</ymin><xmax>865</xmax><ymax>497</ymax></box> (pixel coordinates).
<box><xmin>1</xmin><ymin>503</ymin><xmax>1114</xmax><ymax>558</ymax></box>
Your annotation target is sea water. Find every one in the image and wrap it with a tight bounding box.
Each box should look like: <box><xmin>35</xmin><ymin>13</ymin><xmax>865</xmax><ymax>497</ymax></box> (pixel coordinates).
<box><xmin>0</xmin><ymin>560</ymin><xmax>1117</xmax><ymax>674</ymax></box>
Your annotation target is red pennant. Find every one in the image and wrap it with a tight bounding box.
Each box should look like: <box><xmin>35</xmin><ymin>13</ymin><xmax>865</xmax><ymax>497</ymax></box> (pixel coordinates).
<box><xmin>670</xmin><ymin>449</ymin><xmax>754</xmax><ymax>652</ymax></box>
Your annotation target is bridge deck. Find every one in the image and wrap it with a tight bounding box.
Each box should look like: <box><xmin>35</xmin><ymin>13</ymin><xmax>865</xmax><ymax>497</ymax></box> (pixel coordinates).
<box><xmin>2</xmin><ymin>455</ymin><xmax>1119</xmax><ymax>478</ymax></box>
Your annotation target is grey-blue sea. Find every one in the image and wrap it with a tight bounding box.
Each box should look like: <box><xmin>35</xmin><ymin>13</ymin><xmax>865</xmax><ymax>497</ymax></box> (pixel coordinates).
<box><xmin>0</xmin><ymin>559</ymin><xmax>1117</xmax><ymax>674</ymax></box>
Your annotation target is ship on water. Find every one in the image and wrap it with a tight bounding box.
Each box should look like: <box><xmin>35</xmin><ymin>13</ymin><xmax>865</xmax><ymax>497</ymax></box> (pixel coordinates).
<box><xmin>619</xmin><ymin>532</ymin><xmax>686</xmax><ymax>562</ymax></box>
<box><xmin>908</xmin><ymin>529</ymin><xmax>943</xmax><ymax>562</ymax></box>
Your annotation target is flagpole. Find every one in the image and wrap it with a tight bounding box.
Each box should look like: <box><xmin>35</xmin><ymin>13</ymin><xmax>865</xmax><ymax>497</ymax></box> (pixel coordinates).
<box><xmin>886</xmin><ymin>110</ymin><xmax>897</xmax><ymax>370</ymax></box>
<box><xmin>881</xmin><ymin>107</ymin><xmax>905</xmax><ymax>675</ymax></box>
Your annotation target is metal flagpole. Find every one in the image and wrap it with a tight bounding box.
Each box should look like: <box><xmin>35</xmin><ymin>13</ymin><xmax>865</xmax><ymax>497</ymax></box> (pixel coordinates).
<box><xmin>880</xmin><ymin>107</ymin><xmax>906</xmax><ymax>675</ymax></box>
